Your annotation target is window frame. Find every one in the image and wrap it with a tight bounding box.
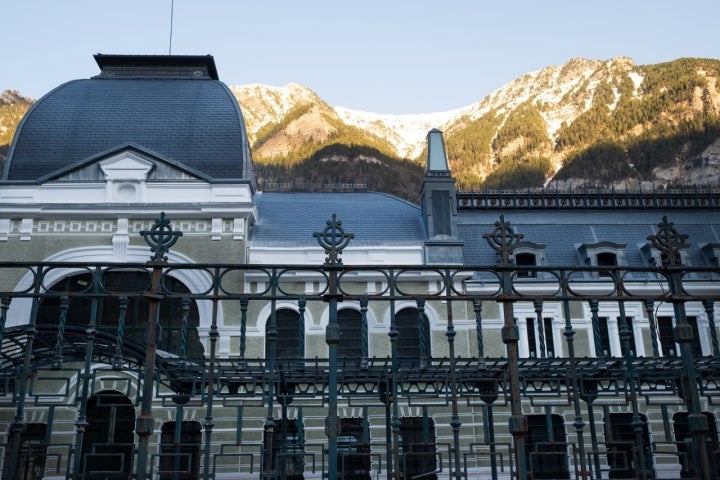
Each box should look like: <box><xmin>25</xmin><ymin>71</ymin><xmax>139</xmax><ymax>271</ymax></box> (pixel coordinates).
<box><xmin>512</xmin><ymin>241</ymin><xmax>547</xmax><ymax>279</ymax></box>
<box><xmin>525</xmin><ymin>413</ymin><xmax>569</xmax><ymax>479</ymax></box>
<box><xmin>337</xmin><ymin>308</ymin><xmax>366</xmax><ymax>361</ymax></box>
<box><xmin>267</xmin><ymin>308</ymin><xmax>304</xmax><ymax>361</ymax></box>
<box><xmin>578</xmin><ymin>241</ymin><xmax>626</xmax><ymax>278</ymax></box>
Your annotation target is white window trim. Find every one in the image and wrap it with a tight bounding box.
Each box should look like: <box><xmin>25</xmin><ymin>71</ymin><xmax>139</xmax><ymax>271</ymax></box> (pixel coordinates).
<box><xmin>514</xmin><ymin>302</ymin><xmax>562</xmax><ymax>357</ymax></box>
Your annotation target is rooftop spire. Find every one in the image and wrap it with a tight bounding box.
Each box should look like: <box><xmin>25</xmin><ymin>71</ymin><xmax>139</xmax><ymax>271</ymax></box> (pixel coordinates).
<box><xmin>426</xmin><ymin>128</ymin><xmax>450</xmax><ymax>175</ymax></box>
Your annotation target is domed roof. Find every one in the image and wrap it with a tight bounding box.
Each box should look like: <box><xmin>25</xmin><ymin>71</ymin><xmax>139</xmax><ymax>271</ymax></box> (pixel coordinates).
<box><xmin>3</xmin><ymin>54</ymin><xmax>254</xmax><ymax>184</ymax></box>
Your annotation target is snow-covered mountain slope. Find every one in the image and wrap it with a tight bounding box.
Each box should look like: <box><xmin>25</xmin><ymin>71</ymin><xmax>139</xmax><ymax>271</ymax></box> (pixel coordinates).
<box><xmin>232</xmin><ymin>57</ymin><xmax>642</xmax><ymax>160</ymax></box>
<box><xmin>333</xmin><ymin>106</ymin><xmax>468</xmax><ymax>159</ymax></box>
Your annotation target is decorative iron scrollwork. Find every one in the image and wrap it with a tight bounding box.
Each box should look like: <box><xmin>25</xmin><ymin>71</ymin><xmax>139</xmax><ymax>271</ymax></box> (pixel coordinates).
<box><xmin>314</xmin><ymin>214</ymin><xmax>354</xmax><ymax>265</ymax></box>
<box><xmin>140</xmin><ymin>212</ymin><xmax>183</xmax><ymax>262</ymax></box>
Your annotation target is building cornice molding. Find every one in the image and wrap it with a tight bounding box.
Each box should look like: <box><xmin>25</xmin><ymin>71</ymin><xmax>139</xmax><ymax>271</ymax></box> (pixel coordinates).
<box><xmin>458</xmin><ymin>187</ymin><xmax>720</xmax><ymax>210</ymax></box>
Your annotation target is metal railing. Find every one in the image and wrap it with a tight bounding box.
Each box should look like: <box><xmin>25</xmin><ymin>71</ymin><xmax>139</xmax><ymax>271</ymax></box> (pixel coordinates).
<box><xmin>0</xmin><ymin>214</ymin><xmax>719</xmax><ymax>480</ymax></box>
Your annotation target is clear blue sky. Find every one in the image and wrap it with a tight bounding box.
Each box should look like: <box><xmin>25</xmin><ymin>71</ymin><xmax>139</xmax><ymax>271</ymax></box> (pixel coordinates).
<box><xmin>2</xmin><ymin>0</ymin><xmax>717</xmax><ymax>114</ymax></box>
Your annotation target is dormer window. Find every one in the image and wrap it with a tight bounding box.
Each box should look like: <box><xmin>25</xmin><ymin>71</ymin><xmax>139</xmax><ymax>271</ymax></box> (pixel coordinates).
<box><xmin>640</xmin><ymin>242</ymin><xmax>690</xmax><ymax>267</ymax></box>
<box><xmin>596</xmin><ymin>252</ymin><xmax>618</xmax><ymax>277</ymax></box>
<box><xmin>578</xmin><ymin>242</ymin><xmax>626</xmax><ymax>278</ymax></box>
<box><xmin>597</xmin><ymin>251</ymin><xmax>617</xmax><ymax>267</ymax></box>
<box><xmin>700</xmin><ymin>243</ymin><xmax>720</xmax><ymax>267</ymax></box>
<box><xmin>512</xmin><ymin>241</ymin><xmax>547</xmax><ymax>279</ymax></box>
<box><xmin>515</xmin><ymin>252</ymin><xmax>537</xmax><ymax>278</ymax></box>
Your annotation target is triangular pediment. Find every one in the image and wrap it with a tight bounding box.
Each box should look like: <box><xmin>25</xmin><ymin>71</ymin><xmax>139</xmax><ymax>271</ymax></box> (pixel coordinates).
<box><xmin>100</xmin><ymin>151</ymin><xmax>155</xmax><ymax>181</ymax></box>
<box><xmin>44</xmin><ymin>145</ymin><xmax>208</xmax><ymax>183</ymax></box>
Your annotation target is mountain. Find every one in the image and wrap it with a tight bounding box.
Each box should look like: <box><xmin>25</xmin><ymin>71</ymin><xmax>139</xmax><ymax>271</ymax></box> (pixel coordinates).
<box><xmin>230</xmin><ymin>57</ymin><xmax>720</xmax><ymax>197</ymax></box>
<box><xmin>3</xmin><ymin>57</ymin><xmax>720</xmax><ymax>200</ymax></box>
<box><xmin>0</xmin><ymin>90</ymin><xmax>34</xmax><ymax>164</ymax></box>
<box><xmin>229</xmin><ymin>83</ymin><xmax>425</xmax><ymax>200</ymax></box>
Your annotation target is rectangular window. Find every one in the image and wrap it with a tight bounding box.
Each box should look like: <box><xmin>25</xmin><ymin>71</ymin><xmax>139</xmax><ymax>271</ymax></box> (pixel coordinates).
<box><xmin>658</xmin><ymin>316</ymin><xmax>676</xmax><ymax>356</ymax></box>
<box><xmin>160</xmin><ymin>421</ymin><xmax>202</xmax><ymax>480</ymax></box>
<box><xmin>515</xmin><ymin>252</ymin><xmax>537</xmax><ymax>278</ymax></box>
<box><xmin>544</xmin><ymin>317</ymin><xmax>556</xmax><ymax>357</ymax></box>
<box><xmin>658</xmin><ymin>316</ymin><xmax>702</xmax><ymax>357</ymax></box>
<box><xmin>597</xmin><ymin>252</ymin><xmax>618</xmax><ymax>278</ymax></box>
<box><xmin>606</xmin><ymin>413</ymin><xmax>652</xmax><ymax>479</ymax></box>
<box><xmin>268</xmin><ymin>420</ymin><xmax>304</xmax><ymax>480</ymax></box>
<box><xmin>618</xmin><ymin>317</ymin><xmax>636</xmax><ymax>357</ymax></box>
<box><xmin>526</xmin><ymin>318</ymin><xmax>538</xmax><ymax>358</ymax></box>
<box><xmin>673</xmin><ymin>412</ymin><xmax>718</xmax><ymax>479</ymax></box>
<box><xmin>687</xmin><ymin>316</ymin><xmax>703</xmax><ymax>357</ymax></box>
<box><xmin>526</xmin><ymin>414</ymin><xmax>569</xmax><ymax>479</ymax></box>
<box><xmin>526</xmin><ymin>317</ymin><xmax>556</xmax><ymax>358</ymax></box>
<box><xmin>338</xmin><ymin>418</ymin><xmax>370</xmax><ymax>480</ymax></box>
<box><xmin>598</xmin><ymin>317</ymin><xmax>611</xmax><ymax>357</ymax></box>
<box><xmin>399</xmin><ymin>417</ymin><xmax>437</xmax><ymax>480</ymax></box>
<box><xmin>2</xmin><ymin>423</ymin><xmax>47</xmax><ymax>480</ymax></box>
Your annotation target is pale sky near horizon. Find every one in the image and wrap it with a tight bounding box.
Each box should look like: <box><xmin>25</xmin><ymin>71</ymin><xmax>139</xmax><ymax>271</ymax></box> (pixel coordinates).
<box><xmin>2</xmin><ymin>0</ymin><xmax>718</xmax><ymax>114</ymax></box>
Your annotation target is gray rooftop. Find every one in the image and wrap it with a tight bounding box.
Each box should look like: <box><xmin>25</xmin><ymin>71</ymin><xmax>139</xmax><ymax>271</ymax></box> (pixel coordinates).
<box><xmin>252</xmin><ymin>192</ymin><xmax>425</xmax><ymax>246</ymax></box>
<box><xmin>457</xmin><ymin>209</ymin><xmax>720</xmax><ymax>267</ymax></box>
<box><xmin>4</xmin><ymin>55</ymin><xmax>252</xmax><ymax>183</ymax></box>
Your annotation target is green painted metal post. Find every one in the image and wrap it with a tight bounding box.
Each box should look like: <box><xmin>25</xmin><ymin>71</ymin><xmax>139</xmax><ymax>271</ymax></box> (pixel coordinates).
<box><xmin>314</xmin><ymin>214</ymin><xmax>353</xmax><ymax>480</ymax></box>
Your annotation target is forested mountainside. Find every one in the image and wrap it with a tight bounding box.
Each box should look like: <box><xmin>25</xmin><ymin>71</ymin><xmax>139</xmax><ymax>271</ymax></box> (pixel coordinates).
<box><xmin>233</xmin><ymin>57</ymin><xmax>720</xmax><ymax>198</ymax></box>
<box><xmin>0</xmin><ymin>90</ymin><xmax>33</xmax><ymax>169</ymax></box>
<box><xmin>3</xmin><ymin>57</ymin><xmax>720</xmax><ymax>202</ymax></box>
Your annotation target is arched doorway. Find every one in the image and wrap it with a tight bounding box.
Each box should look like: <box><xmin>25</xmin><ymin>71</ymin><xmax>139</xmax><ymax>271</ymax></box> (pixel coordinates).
<box><xmin>81</xmin><ymin>390</ymin><xmax>135</xmax><ymax>479</ymax></box>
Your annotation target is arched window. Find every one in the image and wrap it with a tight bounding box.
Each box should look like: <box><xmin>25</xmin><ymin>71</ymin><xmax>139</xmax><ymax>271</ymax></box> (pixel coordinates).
<box><xmin>38</xmin><ymin>270</ymin><xmax>203</xmax><ymax>357</ymax></box>
<box><xmin>267</xmin><ymin>308</ymin><xmax>303</xmax><ymax>360</ymax></box>
<box><xmin>395</xmin><ymin>308</ymin><xmax>431</xmax><ymax>361</ymax></box>
<box><xmin>338</xmin><ymin>308</ymin><xmax>366</xmax><ymax>360</ymax></box>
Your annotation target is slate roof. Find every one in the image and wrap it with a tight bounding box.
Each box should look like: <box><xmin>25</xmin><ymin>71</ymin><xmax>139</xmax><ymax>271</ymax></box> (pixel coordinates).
<box><xmin>457</xmin><ymin>210</ymin><xmax>720</xmax><ymax>267</ymax></box>
<box><xmin>4</xmin><ymin>76</ymin><xmax>251</xmax><ymax>182</ymax></box>
<box><xmin>251</xmin><ymin>192</ymin><xmax>425</xmax><ymax>245</ymax></box>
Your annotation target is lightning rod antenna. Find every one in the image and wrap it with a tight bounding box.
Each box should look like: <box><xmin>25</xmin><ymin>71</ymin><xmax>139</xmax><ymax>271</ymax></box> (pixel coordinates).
<box><xmin>168</xmin><ymin>0</ymin><xmax>174</xmax><ymax>55</ymax></box>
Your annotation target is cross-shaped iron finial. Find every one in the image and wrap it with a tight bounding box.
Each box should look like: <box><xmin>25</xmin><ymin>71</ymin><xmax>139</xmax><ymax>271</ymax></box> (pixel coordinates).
<box><xmin>483</xmin><ymin>215</ymin><xmax>523</xmax><ymax>264</ymax></box>
<box><xmin>314</xmin><ymin>214</ymin><xmax>354</xmax><ymax>265</ymax></box>
<box><xmin>647</xmin><ymin>216</ymin><xmax>689</xmax><ymax>266</ymax></box>
<box><xmin>140</xmin><ymin>212</ymin><xmax>183</xmax><ymax>262</ymax></box>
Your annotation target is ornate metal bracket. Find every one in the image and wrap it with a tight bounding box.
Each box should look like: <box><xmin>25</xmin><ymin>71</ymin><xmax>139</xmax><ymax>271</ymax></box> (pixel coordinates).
<box><xmin>314</xmin><ymin>214</ymin><xmax>354</xmax><ymax>265</ymax></box>
<box><xmin>140</xmin><ymin>212</ymin><xmax>183</xmax><ymax>262</ymax></box>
